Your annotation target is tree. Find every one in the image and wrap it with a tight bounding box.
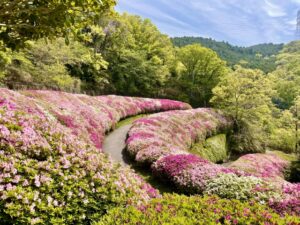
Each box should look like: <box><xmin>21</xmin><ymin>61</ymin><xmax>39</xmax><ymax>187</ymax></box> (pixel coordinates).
<box><xmin>0</xmin><ymin>0</ymin><xmax>116</xmax><ymax>49</ymax></box>
<box><xmin>291</xmin><ymin>96</ymin><xmax>300</xmax><ymax>154</ymax></box>
<box><xmin>176</xmin><ymin>44</ymin><xmax>227</xmax><ymax>107</ymax></box>
<box><xmin>94</xmin><ymin>13</ymin><xmax>175</xmax><ymax>97</ymax></box>
<box><xmin>172</xmin><ymin>37</ymin><xmax>282</xmax><ymax>73</ymax></box>
<box><xmin>271</xmin><ymin>41</ymin><xmax>300</xmax><ymax>109</ymax></box>
<box><xmin>211</xmin><ymin>66</ymin><xmax>274</xmax><ymax>153</ymax></box>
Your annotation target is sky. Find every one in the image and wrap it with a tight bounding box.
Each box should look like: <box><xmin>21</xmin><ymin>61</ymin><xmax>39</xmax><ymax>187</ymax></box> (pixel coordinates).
<box><xmin>116</xmin><ymin>0</ymin><xmax>300</xmax><ymax>46</ymax></box>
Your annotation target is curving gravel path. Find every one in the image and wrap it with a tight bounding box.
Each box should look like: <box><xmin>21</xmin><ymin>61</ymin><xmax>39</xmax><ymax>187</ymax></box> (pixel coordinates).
<box><xmin>103</xmin><ymin>124</ymin><xmax>133</xmax><ymax>166</ymax></box>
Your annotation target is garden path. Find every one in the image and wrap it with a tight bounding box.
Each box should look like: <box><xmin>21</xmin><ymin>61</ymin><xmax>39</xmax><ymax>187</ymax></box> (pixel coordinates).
<box><xmin>103</xmin><ymin>124</ymin><xmax>133</xmax><ymax>166</ymax></box>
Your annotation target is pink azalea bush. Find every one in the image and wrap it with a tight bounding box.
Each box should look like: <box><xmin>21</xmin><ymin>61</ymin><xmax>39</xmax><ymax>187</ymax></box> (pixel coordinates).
<box><xmin>126</xmin><ymin>108</ymin><xmax>232</xmax><ymax>164</ymax></box>
<box><xmin>22</xmin><ymin>90</ymin><xmax>191</xmax><ymax>150</ymax></box>
<box><xmin>152</xmin><ymin>154</ymin><xmax>246</xmax><ymax>194</ymax></box>
<box><xmin>0</xmin><ymin>88</ymin><xmax>192</xmax><ymax>224</ymax></box>
<box><xmin>228</xmin><ymin>153</ymin><xmax>290</xmax><ymax>181</ymax></box>
<box><xmin>269</xmin><ymin>183</ymin><xmax>300</xmax><ymax>216</ymax></box>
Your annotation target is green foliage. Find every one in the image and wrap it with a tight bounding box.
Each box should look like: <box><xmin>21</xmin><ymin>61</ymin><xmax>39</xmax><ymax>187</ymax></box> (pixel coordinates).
<box><xmin>190</xmin><ymin>134</ymin><xmax>228</xmax><ymax>163</ymax></box>
<box><xmin>204</xmin><ymin>174</ymin><xmax>280</xmax><ymax>202</ymax></box>
<box><xmin>95</xmin><ymin>194</ymin><xmax>299</xmax><ymax>225</ymax></box>
<box><xmin>172</xmin><ymin>37</ymin><xmax>283</xmax><ymax>73</ymax></box>
<box><xmin>269</xmin><ymin>111</ymin><xmax>297</xmax><ymax>153</ymax></box>
<box><xmin>97</xmin><ymin>13</ymin><xmax>175</xmax><ymax>97</ymax></box>
<box><xmin>211</xmin><ymin>66</ymin><xmax>274</xmax><ymax>153</ymax></box>
<box><xmin>271</xmin><ymin>41</ymin><xmax>300</xmax><ymax>109</ymax></box>
<box><xmin>169</xmin><ymin>44</ymin><xmax>227</xmax><ymax>107</ymax></box>
<box><xmin>0</xmin><ymin>0</ymin><xmax>116</xmax><ymax>49</ymax></box>
<box><xmin>2</xmin><ymin>38</ymin><xmax>108</xmax><ymax>93</ymax></box>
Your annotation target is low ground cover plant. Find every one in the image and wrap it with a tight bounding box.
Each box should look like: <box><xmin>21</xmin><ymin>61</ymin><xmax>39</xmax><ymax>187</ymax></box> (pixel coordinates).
<box><xmin>96</xmin><ymin>194</ymin><xmax>300</xmax><ymax>225</ymax></box>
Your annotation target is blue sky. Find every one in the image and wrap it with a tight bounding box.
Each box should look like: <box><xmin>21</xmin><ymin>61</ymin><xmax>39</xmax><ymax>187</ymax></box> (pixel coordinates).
<box><xmin>116</xmin><ymin>0</ymin><xmax>300</xmax><ymax>46</ymax></box>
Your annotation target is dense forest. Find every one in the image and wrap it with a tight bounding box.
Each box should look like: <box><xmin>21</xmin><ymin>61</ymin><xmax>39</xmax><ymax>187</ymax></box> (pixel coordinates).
<box><xmin>0</xmin><ymin>0</ymin><xmax>299</xmax><ymax>223</ymax></box>
<box><xmin>172</xmin><ymin>36</ymin><xmax>284</xmax><ymax>73</ymax></box>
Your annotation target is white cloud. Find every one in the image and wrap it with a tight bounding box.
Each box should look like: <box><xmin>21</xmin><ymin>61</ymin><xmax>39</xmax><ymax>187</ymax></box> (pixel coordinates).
<box><xmin>263</xmin><ymin>0</ymin><xmax>287</xmax><ymax>17</ymax></box>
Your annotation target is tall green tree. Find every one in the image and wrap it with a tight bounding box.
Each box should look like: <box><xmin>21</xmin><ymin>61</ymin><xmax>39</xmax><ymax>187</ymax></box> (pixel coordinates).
<box><xmin>0</xmin><ymin>0</ymin><xmax>116</xmax><ymax>49</ymax></box>
<box><xmin>211</xmin><ymin>66</ymin><xmax>274</xmax><ymax>153</ymax></box>
<box><xmin>94</xmin><ymin>13</ymin><xmax>175</xmax><ymax>97</ymax></box>
<box><xmin>271</xmin><ymin>41</ymin><xmax>300</xmax><ymax>109</ymax></box>
<box><xmin>176</xmin><ymin>44</ymin><xmax>227</xmax><ymax>107</ymax></box>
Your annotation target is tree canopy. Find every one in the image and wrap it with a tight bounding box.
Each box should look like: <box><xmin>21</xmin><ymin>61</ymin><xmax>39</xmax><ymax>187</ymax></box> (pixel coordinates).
<box><xmin>174</xmin><ymin>44</ymin><xmax>227</xmax><ymax>107</ymax></box>
<box><xmin>172</xmin><ymin>36</ymin><xmax>283</xmax><ymax>73</ymax></box>
<box><xmin>211</xmin><ymin>66</ymin><xmax>274</xmax><ymax>152</ymax></box>
<box><xmin>0</xmin><ymin>0</ymin><xmax>116</xmax><ymax>49</ymax></box>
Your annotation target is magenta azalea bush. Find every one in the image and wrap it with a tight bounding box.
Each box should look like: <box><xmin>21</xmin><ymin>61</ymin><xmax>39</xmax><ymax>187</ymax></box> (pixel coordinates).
<box><xmin>0</xmin><ymin>88</ymin><xmax>191</xmax><ymax>224</ymax></box>
<box><xmin>126</xmin><ymin>108</ymin><xmax>232</xmax><ymax>164</ymax></box>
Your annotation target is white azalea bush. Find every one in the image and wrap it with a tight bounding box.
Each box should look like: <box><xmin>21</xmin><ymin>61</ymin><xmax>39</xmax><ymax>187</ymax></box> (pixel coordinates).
<box><xmin>204</xmin><ymin>174</ymin><xmax>281</xmax><ymax>203</ymax></box>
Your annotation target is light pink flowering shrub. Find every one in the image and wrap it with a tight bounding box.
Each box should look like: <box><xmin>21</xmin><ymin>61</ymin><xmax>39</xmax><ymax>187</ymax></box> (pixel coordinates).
<box><xmin>22</xmin><ymin>90</ymin><xmax>191</xmax><ymax>150</ymax></box>
<box><xmin>269</xmin><ymin>183</ymin><xmax>300</xmax><ymax>216</ymax></box>
<box><xmin>228</xmin><ymin>153</ymin><xmax>290</xmax><ymax>181</ymax></box>
<box><xmin>126</xmin><ymin>108</ymin><xmax>232</xmax><ymax>164</ymax></box>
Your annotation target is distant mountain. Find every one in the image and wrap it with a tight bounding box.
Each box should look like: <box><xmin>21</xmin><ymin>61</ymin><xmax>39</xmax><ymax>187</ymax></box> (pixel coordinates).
<box><xmin>172</xmin><ymin>37</ymin><xmax>284</xmax><ymax>73</ymax></box>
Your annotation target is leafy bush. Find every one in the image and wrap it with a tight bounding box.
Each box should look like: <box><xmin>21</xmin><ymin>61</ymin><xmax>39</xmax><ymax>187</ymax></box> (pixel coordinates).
<box><xmin>96</xmin><ymin>194</ymin><xmax>300</xmax><ymax>225</ymax></box>
<box><xmin>190</xmin><ymin>134</ymin><xmax>228</xmax><ymax>163</ymax></box>
<box><xmin>269</xmin><ymin>128</ymin><xmax>296</xmax><ymax>153</ymax></box>
<box><xmin>204</xmin><ymin>174</ymin><xmax>281</xmax><ymax>202</ymax></box>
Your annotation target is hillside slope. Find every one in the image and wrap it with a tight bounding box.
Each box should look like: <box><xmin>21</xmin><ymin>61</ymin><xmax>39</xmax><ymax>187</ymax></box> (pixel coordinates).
<box><xmin>172</xmin><ymin>36</ymin><xmax>283</xmax><ymax>73</ymax></box>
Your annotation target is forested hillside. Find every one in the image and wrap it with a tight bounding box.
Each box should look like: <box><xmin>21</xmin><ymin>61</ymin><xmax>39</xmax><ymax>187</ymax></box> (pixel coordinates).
<box><xmin>172</xmin><ymin>37</ymin><xmax>284</xmax><ymax>73</ymax></box>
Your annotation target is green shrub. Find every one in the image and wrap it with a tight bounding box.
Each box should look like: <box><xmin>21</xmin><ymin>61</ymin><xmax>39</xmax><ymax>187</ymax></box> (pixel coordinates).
<box><xmin>190</xmin><ymin>134</ymin><xmax>228</xmax><ymax>163</ymax></box>
<box><xmin>95</xmin><ymin>194</ymin><xmax>300</xmax><ymax>225</ymax></box>
<box><xmin>204</xmin><ymin>174</ymin><xmax>281</xmax><ymax>202</ymax></box>
<box><xmin>269</xmin><ymin>128</ymin><xmax>296</xmax><ymax>153</ymax></box>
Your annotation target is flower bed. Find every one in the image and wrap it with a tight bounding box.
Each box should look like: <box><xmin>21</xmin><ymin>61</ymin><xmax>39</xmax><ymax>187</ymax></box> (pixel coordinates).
<box><xmin>126</xmin><ymin>108</ymin><xmax>232</xmax><ymax>165</ymax></box>
<box><xmin>125</xmin><ymin>109</ymin><xmax>300</xmax><ymax>216</ymax></box>
<box><xmin>21</xmin><ymin>90</ymin><xmax>191</xmax><ymax>149</ymax></box>
<box><xmin>0</xmin><ymin>88</ymin><xmax>191</xmax><ymax>224</ymax></box>
<box><xmin>152</xmin><ymin>154</ymin><xmax>300</xmax><ymax>216</ymax></box>
<box><xmin>96</xmin><ymin>194</ymin><xmax>300</xmax><ymax>225</ymax></box>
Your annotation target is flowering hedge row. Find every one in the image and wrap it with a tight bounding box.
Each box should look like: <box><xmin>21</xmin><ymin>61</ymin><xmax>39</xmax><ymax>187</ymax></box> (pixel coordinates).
<box><xmin>21</xmin><ymin>90</ymin><xmax>191</xmax><ymax>150</ymax></box>
<box><xmin>152</xmin><ymin>154</ymin><xmax>300</xmax><ymax>216</ymax></box>
<box><xmin>97</xmin><ymin>194</ymin><xmax>300</xmax><ymax>225</ymax></box>
<box><xmin>228</xmin><ymin>153</ymin><xmax>290</xmax><ymax>183</ymax></box>
<box><xmin>0</xmin><ymin>88</ymin><xmax>191</xmax><ymax>224</ymax></box>
<box><xmin>126</xmin><ymin>108</ymin><xmax>232</xmax><ymax>165</ymax></box>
